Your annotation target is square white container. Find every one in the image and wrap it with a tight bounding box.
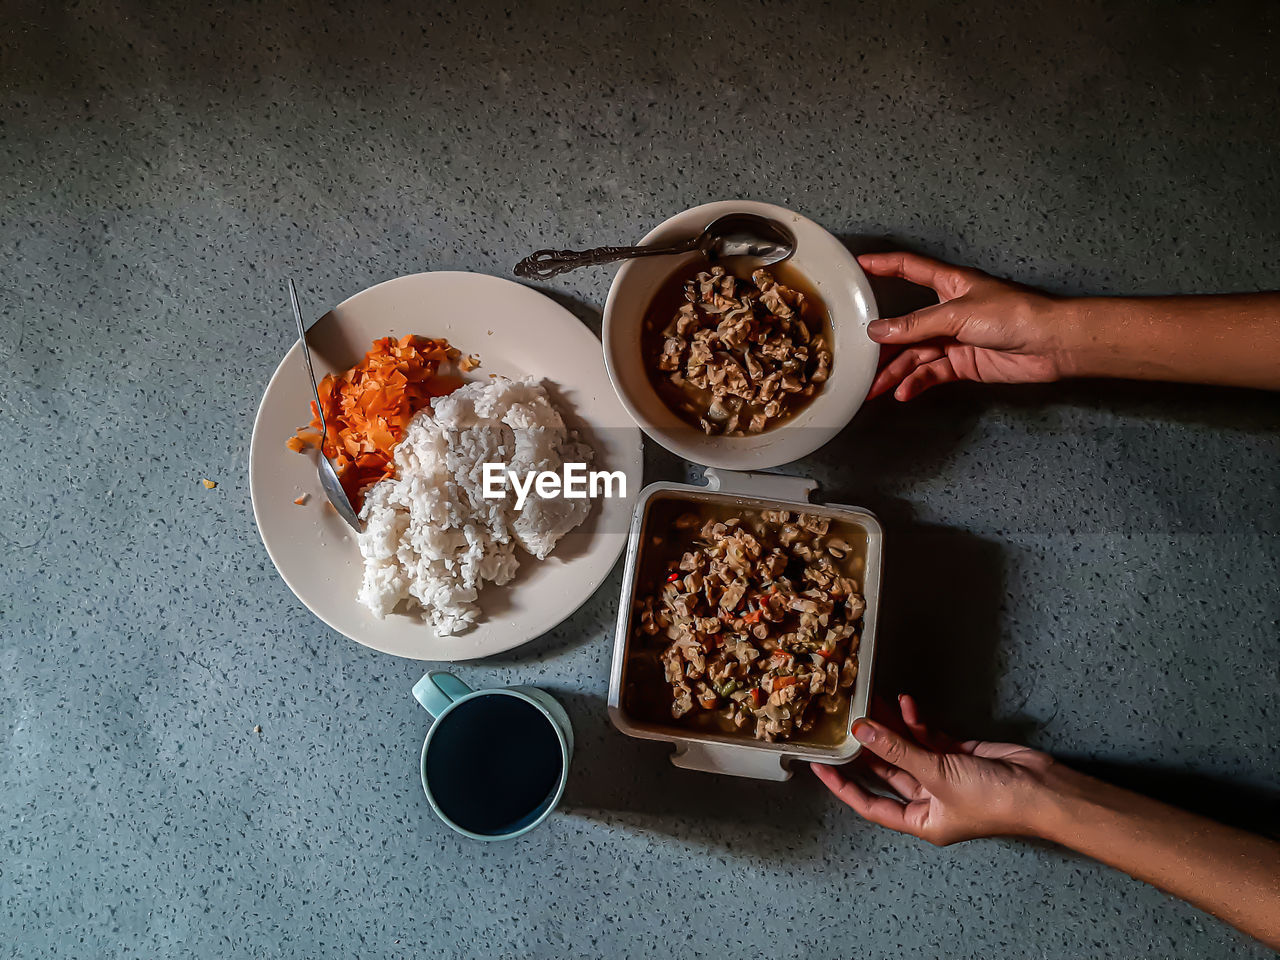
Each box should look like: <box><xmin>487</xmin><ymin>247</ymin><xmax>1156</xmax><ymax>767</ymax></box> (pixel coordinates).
<box><xmin>607</xmin><ymin>468</ymin><xmax>884</xmax><ymax>781</ymax></box>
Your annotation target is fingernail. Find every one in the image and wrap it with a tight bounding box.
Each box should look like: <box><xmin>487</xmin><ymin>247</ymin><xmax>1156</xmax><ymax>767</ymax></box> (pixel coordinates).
<box><xmin>867</xmin><ymin>319</ymin><xmax>894</xmax><ymax>338</ymax></box>
<box><xmin>851</xmin><ymin>720</ymin><xmax>876</xmax><ymax>744</ymax></box>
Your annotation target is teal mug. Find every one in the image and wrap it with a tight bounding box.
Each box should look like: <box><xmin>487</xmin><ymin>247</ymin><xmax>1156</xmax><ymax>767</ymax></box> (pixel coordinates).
<box><xmin>412</xmin><ymin>671</ymin><xmax>574</xmax><ymax>841</ymax></box>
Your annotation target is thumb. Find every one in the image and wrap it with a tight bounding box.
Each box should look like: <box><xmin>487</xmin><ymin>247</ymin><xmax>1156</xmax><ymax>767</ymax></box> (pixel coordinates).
<box><xmin>852</xmin><ymin>718</ymin><xmax>940</xmax><ymax>781</ymax></box>
<box><xmin>867</xmin><ymin>302</ymin><xmax>962</xmax><ymax>345</ymax></box>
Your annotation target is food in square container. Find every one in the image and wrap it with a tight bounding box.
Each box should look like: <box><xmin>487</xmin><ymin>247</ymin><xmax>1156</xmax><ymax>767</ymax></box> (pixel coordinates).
<box><xmin>630</xmin><ymin>502</ymin><xmax>865</xmax><ymax>744</ymax></box>
<box><xmin>608</xmin><ymin>473</ymin><xmax>883</xmax><ymax>781</ymax></box>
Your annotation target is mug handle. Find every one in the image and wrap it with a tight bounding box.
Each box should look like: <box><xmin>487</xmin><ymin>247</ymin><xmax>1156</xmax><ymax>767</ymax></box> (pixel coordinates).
<box><xmin>412</xmin><ymin>671</ymin><xmax>473</xmax><ymax>718</ymax></box>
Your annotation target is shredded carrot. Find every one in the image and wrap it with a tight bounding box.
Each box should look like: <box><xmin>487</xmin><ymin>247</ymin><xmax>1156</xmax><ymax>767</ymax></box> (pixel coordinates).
<box><xmin>293</xmin><ymin>494</ymin><xmax>308</xmax><ymax>506</ymax></box>
<box><xmin>288</xmin><ymin>334</ymin><xmax>462</xmax><ymax>509</ymax></box>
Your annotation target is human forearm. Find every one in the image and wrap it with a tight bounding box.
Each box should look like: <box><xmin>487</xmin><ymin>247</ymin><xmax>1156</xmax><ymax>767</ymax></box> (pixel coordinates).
<box><xmin>818</xmin><ymin>699</ymin><xmax>1280</xmax><ymax>948</ymax></box>
<box><xmin>1058</xmin><ymin>293</ymin><xmax>1280</xmax><ymax>391</ymax></box>
<box><xmin>1030</xmin><ymin>765</ymin><xmax>1280</xmax><ymax>948</ymax></box>
<box><xmin>859</xmin><ymin>251</ymin><xmax>1280</xmax><ymax>397</ymax></box>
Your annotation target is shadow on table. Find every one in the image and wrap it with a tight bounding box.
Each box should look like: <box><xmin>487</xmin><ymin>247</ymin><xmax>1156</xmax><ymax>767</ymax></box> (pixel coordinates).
<box><xmin>549</xmin><ymin>685</ymin><xmax>844</xmax><ymax>860</ymax></box>
<box><xmin>542</xmin><ymin>512</ymin><xmax>1012</xmax><ymax>860</ymax></box>
<box><xmin>1058</xmin><ymin>757</ymin><xmax>1280</xmax><ymax>840</ymax></box>
<box><xmin>860</xmin><ymin>508</ymin><xmax>1031</xmax><ymax>744</ymax></box>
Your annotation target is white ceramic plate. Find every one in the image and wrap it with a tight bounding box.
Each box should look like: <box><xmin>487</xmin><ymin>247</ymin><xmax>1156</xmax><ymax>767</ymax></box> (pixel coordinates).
<box><xmin>250</xmin><ymin>272</ymin><xmax>644</xmax><ymax>661</ymax></box>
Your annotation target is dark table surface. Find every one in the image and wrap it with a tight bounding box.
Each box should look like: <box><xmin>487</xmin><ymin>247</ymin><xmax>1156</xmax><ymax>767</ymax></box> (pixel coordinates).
<box><xmin>3</xmin><ymin>1</ymin><xmax>1278</xmax><ymax>957</ymax></box>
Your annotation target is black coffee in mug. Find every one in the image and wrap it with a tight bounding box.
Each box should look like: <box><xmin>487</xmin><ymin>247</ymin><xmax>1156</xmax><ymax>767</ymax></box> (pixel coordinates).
<box><xmin>422</xmin><ymin>694</ymin><xmax>566</xmax><ymax>838</ymax></box>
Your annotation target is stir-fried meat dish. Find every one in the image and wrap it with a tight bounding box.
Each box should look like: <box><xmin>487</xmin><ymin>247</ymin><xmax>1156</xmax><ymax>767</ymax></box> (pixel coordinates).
<box><xmin>646</xmin><ymin>266</ymin><xmax>832</xmax><ymax>436</ymax></box>
<box><xmin>632</xmin><ymin>508</ymin><xmax>864</xmax><ymax>742</ymax></box>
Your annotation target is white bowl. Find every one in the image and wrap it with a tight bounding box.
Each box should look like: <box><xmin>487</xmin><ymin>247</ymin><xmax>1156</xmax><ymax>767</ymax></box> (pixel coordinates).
<box><xmin>602</xmin><ymin>200</ymin><xmax>879</xmax><ymax>470</ymax></box>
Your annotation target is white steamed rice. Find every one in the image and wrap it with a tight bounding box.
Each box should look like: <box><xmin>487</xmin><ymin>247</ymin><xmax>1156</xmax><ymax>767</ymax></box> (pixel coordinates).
<box><xmin>355</xmin><ymin>376</ymin><xmax>593</xmax><ymax>635</ymax></box>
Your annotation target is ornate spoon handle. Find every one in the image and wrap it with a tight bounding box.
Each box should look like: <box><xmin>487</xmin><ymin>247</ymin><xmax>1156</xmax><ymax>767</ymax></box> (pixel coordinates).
<box><xmin>514</xmin><ymin>237</ymin><xmax>700</xmax><ymax>280</ymax></box>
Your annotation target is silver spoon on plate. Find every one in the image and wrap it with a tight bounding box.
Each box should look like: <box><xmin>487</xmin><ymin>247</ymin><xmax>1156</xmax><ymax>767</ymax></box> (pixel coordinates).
<box><xmin>288</xmin><ymin>279</ymin><xmax>363</xmax><ymax>532</ymax></box>
<box><xmin>514</xmin><ymin>213</ymin><xmax>796</xmax><ymax>281</ymax></box>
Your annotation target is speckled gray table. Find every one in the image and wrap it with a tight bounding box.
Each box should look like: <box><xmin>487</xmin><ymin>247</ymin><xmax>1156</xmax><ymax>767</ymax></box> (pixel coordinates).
<box><xmin>3</xmin><ymin>1</ymin><xmax>1279</xmax><ymax>957</ymax></box>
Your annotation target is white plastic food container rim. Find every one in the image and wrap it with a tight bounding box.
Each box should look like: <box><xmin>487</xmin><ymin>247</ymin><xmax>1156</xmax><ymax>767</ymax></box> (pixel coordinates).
<box><xmin>607</xmin><ymin>468</ymin><xmax>883</xmax><ymax>781</ymax></box>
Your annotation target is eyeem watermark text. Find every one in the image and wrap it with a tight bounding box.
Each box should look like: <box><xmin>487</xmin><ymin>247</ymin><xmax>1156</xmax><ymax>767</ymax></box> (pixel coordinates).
<box><xmin>482</xmin><ymin>462</ymin><xmax>626</xmax><ymax>510</ymax></box>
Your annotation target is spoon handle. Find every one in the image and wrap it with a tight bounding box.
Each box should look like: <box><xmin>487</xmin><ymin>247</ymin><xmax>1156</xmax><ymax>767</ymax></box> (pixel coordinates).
<box><xmin>514</xmin><ymin>237</ymin><xmax>701</xmax><ymax>281</ymax></box>
<box><xmin>288</xmin><ymin>280</ymin><xmax>364</xmax><ymax>532</ymax></box>
<box><xmin>289</xmin><ymin>279</ymin><xmax>328</xmax><ymax>450</ymax></box>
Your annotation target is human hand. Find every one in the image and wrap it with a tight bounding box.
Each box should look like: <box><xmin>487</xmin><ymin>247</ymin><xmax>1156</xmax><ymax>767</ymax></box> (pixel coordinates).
<box><xmin>812</xmin><ymin>694</ymin><xmax>1057</xmax><ymax>845</ymax></box>
<box><xmin>859</xmin><ymin>252</ymin><xmax>1077</xmax><ymax>400</ymax></box>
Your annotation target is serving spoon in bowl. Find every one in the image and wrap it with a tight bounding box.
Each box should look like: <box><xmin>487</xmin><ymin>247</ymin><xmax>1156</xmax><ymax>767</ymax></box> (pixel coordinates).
<box><xmin>514</xmin><ymin>213</ymin><xmax>796</xmax><ymax>281</ymax></box>
<box><xmin>288</xmin><ymin>279</ymin><xmax>363</xmax><ymax>532</ymax></box>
